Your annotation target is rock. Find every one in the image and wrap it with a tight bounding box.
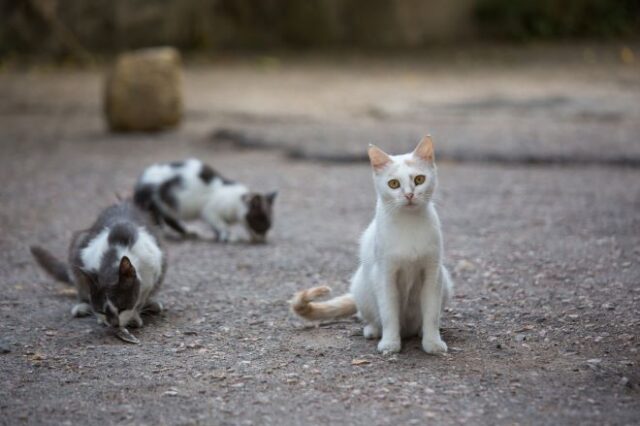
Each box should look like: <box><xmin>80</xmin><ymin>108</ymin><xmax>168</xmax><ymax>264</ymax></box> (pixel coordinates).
<box><xmin>105</xmin><ymin>47</ymin><xmax>182</xmax><ymax>132</ymax></box>
<box><xmin>0</xmin><ymin>339</ymin><xmax>10</xmax><ymax>354</ymax></box>
<box><xmin>620</xmin><ymin>377</ymin><xmax>630</xmax><ymax>387</ymax></box>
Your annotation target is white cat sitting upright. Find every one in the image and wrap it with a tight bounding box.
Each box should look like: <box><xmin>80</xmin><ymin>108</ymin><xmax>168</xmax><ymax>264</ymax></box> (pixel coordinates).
<box><xmin>134</xmin><ymin>158</ymin><xmax>277</xmax><ymax>243</ymax></box>
<box><xmin>291</xmin><ymin>136</ymin><xmax>453</xmax><ymax>354</ymax></box>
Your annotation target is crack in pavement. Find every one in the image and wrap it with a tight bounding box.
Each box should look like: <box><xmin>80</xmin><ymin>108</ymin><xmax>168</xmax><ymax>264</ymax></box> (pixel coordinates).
<box><xmin>212</xmin><ymin>128</ymin><xmax>640</xmax><ymax>168</ymax></box>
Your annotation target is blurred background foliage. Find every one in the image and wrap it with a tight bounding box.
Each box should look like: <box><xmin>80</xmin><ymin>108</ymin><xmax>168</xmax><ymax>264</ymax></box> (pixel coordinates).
<box><xmin>1</xmin><ymin>0</ymin><xmax>638</xmax><ymax>59</ymax></box>
<box><xmin>476</xmin><ymin>0</ymin><xmax>640</xmax><ymax>40</ymax></box>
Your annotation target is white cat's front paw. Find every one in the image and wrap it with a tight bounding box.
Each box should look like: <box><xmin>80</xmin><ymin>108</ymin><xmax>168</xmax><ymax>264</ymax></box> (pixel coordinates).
<box><xmin>422</xmin><ymin>336</ymin><xmax>447</xmax><ymax>354</ymax></box>
<box><xmin>363</xmin><ymin>324</ymin><xmax>381</xmax><ymax>340</ymax></box>
<box><xmin>377</xmin><ymin>338</ymin><xmax>402</xmax><ymax>354</ymax></box>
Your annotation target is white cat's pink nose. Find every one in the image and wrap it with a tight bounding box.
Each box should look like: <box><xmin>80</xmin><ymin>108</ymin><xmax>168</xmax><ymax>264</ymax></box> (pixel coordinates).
<box><xmin>405</xmin><ymin>193</ymin><xmax>414</xmax><ymax>200</ymax></box>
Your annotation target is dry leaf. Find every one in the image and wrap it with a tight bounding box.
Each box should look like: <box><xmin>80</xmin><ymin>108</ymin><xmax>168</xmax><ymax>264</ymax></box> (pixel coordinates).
<box><xmin>56</xmin><ymin>287</ymin><xmax>77</xmax><ymax>297</ymax></box>
<box><xmin>351</xmin><ymin>359</ymin><xmax>371</xmax><ymax>366</ymax></box>
<box><xmin>30</xmin><ymin>353</ymin><xmax>46</xmax><ymax>361</ymax></box>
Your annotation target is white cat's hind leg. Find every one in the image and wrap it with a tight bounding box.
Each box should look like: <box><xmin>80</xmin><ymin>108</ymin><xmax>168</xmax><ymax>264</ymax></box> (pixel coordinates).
<box><xmin>363</xmin><ymin>324</ymin><xmax>381</xmax><ymax>340</ymax></box>
<box><xmin>351</xmin><ymin>268</ymin><xmax>383</xmax><ymax>342</ymax></box>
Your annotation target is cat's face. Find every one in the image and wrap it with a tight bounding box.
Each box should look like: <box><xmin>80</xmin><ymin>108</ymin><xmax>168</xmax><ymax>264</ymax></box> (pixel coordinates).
<box><xmin>85</xmin><ymin>256</ymin><xmax>140</xmax><ymax>327</ymax></box>
<box><xmin>368</xmin><ymin>136</ymin><xmax>436</xmax><ymax>210</ymax></box>
<box><xmin>243</xmin><ymin>191</ymin><xmax>277</xmax><ymax>243</ymax></box>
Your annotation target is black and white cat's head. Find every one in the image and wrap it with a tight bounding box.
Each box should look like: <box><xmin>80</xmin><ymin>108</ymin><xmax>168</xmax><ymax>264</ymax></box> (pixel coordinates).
<box><xmin>80</xmin><ymin>256</ymin><xmax>140</xmax><ymax>328</ymax></box>
<box><xmin>368</xmin><ymin>136</ymin><xmax>437</xmax><ymax>211</ymax></box>
<box><xmin>242</xmin><ymin>191</ymin><xmax>277</xmax><ymax>243</ymax></box>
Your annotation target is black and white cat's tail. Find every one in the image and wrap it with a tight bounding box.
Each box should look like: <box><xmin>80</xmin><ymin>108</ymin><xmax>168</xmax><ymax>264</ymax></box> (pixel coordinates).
<box><xmin>291</xmin><ymin>286</ymin><xmax>357</xmax><ymax>321</ymax></box>
<box><xmin>133</xmin><ymin>189</ymin><xmax>190</xmax><ymax>236</ymax></box>
<box><xmin>30</xmin><ymin>246</ymin><xmax>71</xmax><ymax>284</ymax></box>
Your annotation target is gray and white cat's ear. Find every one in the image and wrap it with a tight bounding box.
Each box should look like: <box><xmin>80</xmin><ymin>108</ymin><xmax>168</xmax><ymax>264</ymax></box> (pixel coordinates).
<box><xmin>413</xmin><ymin>135</ymin><xmax>435</xmax><ymax>164</ymax></box>
<box><xmin>119</xmin><ymin>256</ymin><xmax>136</xmax><ymax>280</ymax></box>
<box><xmin>368</xmin><ymin>144</ymin><xmax>391</xmax><ymax>171</ymax></box>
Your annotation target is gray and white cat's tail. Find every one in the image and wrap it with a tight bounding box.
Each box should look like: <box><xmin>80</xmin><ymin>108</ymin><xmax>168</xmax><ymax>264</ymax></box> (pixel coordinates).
<box><xmin>290</xmin><ymin>286</ymin><xmax>357</xmax><ymax>321</ymax></box>
<box><xmin>30</xmin><ymin>246</ymin><xmax>71</xmax><ymax>284</ymax></box>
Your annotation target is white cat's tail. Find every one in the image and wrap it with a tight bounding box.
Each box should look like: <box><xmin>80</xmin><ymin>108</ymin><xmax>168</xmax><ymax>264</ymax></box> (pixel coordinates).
<box><xmin>290</xmin><ymin>286</ymin><xmax>357</xmax><ymax>321</ymax></box>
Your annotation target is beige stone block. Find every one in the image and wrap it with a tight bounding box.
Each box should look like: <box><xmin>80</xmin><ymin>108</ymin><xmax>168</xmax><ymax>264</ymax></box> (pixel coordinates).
<box><xmin>105</xmin><ymin>47</ymin><xmax>182</xmax><ymax>132</ymax></box>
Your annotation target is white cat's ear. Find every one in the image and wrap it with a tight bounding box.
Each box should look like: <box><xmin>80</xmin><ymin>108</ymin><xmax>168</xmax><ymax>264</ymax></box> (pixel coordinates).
<box><xmin>413</xmin><ymin>135</ymin><xmax>435</xmax><ymax>163</ymax></box>
<box><xmin>368</xmin><ymin>144</ymin><xmax>391</xmax><ymax>171</ymax></box>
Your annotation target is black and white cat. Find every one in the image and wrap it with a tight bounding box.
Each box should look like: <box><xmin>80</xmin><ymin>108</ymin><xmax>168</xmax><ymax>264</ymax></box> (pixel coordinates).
<box><xmin>31</xmin><ymin>200</ymin><xmax>166</xmax><ymax>343</ymax></box>
<box><xmin>134</xmin><ymin>158</ymin><xmax>277</xmax><ymax>243</ymax></box>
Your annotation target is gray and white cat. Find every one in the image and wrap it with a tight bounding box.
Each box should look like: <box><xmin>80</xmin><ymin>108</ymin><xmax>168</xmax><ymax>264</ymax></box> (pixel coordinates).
<box><xmin>291</xmin><ymin>136</ymin><xmax>453</xmax><ymax>354</ymax></box>
<box><xmin>31</xmin><ymin>200</ymin><xmax>166</xmax><ymax>343</ymax></box>
<box><xmin>134</xmin><ymin>158</ymin><xmax>277</xmax><ymax>243</ymax></box>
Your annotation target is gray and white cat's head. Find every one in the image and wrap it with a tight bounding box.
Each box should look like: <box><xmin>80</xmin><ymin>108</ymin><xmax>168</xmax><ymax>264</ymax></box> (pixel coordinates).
<box><xmin>367</xmin><ymin>136</ymin><xmax>437</xmax><ymax>211</ymax></box>
<box><xmin>78</xmin><ymin>223</ymin><xmax>146</xmax><ymax>328</ymax></box>
<box><xmin>79</xmin><ymin>255</ymin><xmax>140</xmax><ymax>328</ymax></box>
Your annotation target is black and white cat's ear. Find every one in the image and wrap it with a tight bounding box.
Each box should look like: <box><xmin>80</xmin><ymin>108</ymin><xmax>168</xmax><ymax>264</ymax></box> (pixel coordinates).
<box><xmin>118</xmin><ymin>256</ymin><xmax>136</xmax><ymax>280</ymax></box>
<box><xmin>413</xmin><ymin>135</ymin><xmax>435</xmax><ymax>164</ymax></box>
<box><xmin>266</xmin><ymin>191</ymin><xmax>277</xmax><ymax>205</ymax></box>
<box><xmin>368</xmin><ymin>144</ymin><xmax>391</xmax><ymax>171</ymax></box>
<box><xmin>242</xmin><ymin>193</ymin><xmax>260</xmax><ymax>206</ymax></box>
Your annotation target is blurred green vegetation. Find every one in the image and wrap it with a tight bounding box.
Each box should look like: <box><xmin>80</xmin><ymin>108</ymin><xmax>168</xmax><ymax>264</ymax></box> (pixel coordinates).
<box><xmin>1</xmin><ymin>0</ymin><xmax>638</xmax><ymax>60</ymax></box>
<box><xmin>475</xmin><ymin>0</ymin><xmax>640</xmax><ymax>40</ymax></box>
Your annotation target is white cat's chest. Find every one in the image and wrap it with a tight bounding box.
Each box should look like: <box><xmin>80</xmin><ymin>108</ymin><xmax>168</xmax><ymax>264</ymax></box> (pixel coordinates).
<box><xmin>380</xmin><ymin>215</ymin><xmax>440</xmax><ymax>263</ymax></box>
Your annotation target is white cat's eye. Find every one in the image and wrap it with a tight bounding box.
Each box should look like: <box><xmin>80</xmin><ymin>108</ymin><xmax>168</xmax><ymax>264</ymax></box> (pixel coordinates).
<box><xmin>414</xmin><ymin>175</ymin><xmax>426</xmax><ymax>185</ymax></box>
<box><xmin>387</xmin><ymin>179</ymin><xmax>400</xmax><ymax>189</ymax></box>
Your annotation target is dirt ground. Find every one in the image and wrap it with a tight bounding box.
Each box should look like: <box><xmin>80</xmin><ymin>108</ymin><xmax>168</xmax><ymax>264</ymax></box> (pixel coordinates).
<box><xmin>1</xmin><ymin>50</ymin><xmax>639</xmax><ymax>425</ymax></box>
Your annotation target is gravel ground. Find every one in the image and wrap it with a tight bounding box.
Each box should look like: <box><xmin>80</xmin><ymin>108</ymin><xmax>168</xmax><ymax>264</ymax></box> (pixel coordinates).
<box><xmin>1</xmin><ymin>53</ymin><xmax>639</xmax><ymax>425</ymax></box>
